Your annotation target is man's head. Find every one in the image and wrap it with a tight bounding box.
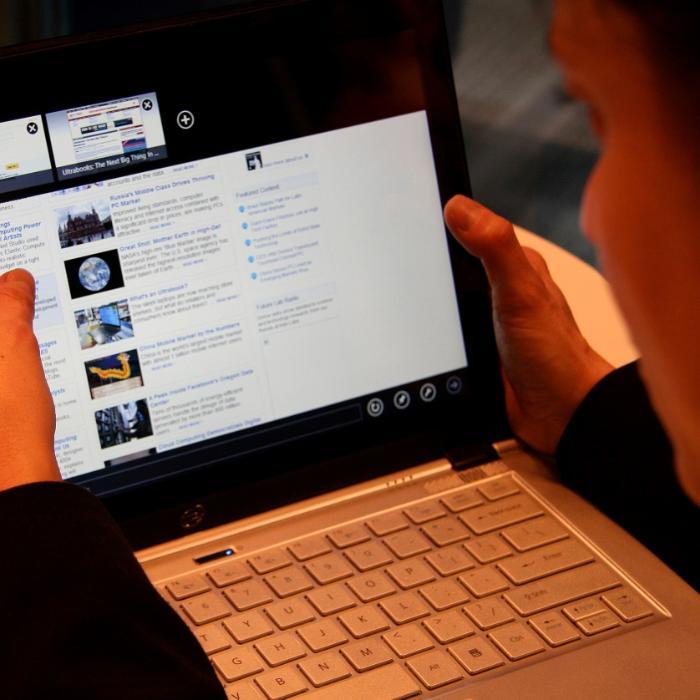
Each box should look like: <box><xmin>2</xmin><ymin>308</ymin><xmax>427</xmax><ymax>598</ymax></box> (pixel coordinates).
<box><xmin>550</xmin><ymin>0</ymin><xmax>700</xmax><ymax>500</ymax></box>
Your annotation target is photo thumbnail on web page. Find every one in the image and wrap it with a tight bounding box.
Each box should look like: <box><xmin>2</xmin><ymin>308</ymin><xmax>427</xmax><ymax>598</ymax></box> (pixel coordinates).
<box><xmin>0</xmin><ymin>115</ymin><xmax>54</xmax><ymax>194</ymax></box>
<box><xmin>74</xmin><ymin>299</ymin><xmax>134</xmax><ymax>350</ymax></box>
<box><xmin>46</xmin><ymin>93</ymin><xmax>167</xmax><ymax>181</ymax></box>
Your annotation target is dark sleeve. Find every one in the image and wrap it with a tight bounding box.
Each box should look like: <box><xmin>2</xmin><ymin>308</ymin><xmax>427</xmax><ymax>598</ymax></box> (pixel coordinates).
<box><xmin>0</xmin><ymin>481</ymin><xmax>225</xmax><ymax>700</ymax></box>
<box><xmin>556</xmin><ymin>361</ymin><xmax>698</xmax><ymax>590</ymax></box>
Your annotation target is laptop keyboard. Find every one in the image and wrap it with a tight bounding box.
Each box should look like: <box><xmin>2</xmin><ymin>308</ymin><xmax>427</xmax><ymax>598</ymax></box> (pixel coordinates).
<box><xmin>159</xmin><ymin>475</ymin><xmax>663</xmax><ymax>699</ymax></box>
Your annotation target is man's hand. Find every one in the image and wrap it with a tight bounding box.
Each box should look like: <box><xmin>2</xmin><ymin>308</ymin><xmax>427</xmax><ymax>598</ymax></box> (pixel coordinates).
<box><xmin>0</xmin><ymin>269</ymin><xmax>60</xmax><ymax>490</ymax></box>
<box><xmin>444</xmin><ymin>195</ymin><xmax>614</xmax><ymax>455</ymax></box>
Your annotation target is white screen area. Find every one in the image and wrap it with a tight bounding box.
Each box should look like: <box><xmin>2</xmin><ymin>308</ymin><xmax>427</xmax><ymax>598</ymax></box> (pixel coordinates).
<box><xmin>0</xmin><ymin>112</ymin><xmax>467</xmax><ymax>479</ymax></box>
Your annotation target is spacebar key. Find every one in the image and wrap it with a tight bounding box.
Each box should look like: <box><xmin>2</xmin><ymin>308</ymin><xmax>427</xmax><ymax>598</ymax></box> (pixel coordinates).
<box><xmin>305</xmin><ymin>663</ymin><xmax>421</xmax><ymax>700</ymax></box>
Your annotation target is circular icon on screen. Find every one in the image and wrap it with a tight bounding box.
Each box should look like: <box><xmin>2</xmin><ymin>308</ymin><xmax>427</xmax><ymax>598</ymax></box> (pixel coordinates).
<box><xmin>177</xmin><ymin>110</ymin><xmax>195</xmax><ymax>130</ymax></box>
<box><xmin>367</xmin><ymin>398</ymin><xmax>384</xmax><ymax>418</ymax></box>
<box><xmin>446</xmin><ymin>376</ymin><xmax>463</xmax><ymax>395</ymax></box>
<box><xmin>420</xmin><ymin>383</ymin><xmax>437</xmax><ymax>402</ymax></box>
<box><xmin>142</xmin><ymin>98</ymin><xmax>153</xmax><ymax>111</ymax></box>
<box><xmin>393</xmin><ymin>390</ymin><xmax>411</xmax><ymax>410</ymax></box>
<box><xmin>26</xmin><ymin>122</ymin><xmax>38</xmax><ymax>134</ymax></box>
<box><xmin>78</xmin><ymin>256</ymin><xmax>112</xmax><ymax>292</ymax></box>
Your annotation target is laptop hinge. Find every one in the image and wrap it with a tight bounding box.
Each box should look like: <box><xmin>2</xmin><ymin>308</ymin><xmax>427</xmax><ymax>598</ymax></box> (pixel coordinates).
<box><xmin>446</xmin><ymin>443</ymin><xmax>500</xmax><ymax>472</ymax></box>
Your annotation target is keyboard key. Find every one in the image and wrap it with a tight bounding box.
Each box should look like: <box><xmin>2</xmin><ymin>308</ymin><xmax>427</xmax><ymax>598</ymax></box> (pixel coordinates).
<box><xmin>264</xmin><ymin>567</ymin><xmax>314</xmax><ymax>598</ymax></box>
<box><xmin>341</xmin><ymin>638</ymin><xmax>393</xmax><ymax>671</ymax></box>
<box><xmin>224</xmin><ymin>610</ymin><xmax>274</xmax><ymax>643</ymax></box>
<box><xmin>497</xmin><ymin>540</ymin><xmax>594</xmax><ymax>585</ymax></box>
<box><xmin>379</xmin><ymin>592</ymin><xmax>431</xmax><ymax>624</ymax></box>
<box><xmin>503</xmin><ymin>563</ymin><xmax>620</xmax><ymax>616</ymax></box>
<box><xmin>343</xmin><ymin>540</ymin><xmax>394</xmax><ymax>572</ymax></box>
<box><xmin>249</xmin><ymin>549</ymin><xmax>292</xmax><ymax>575</ymax></box>
<box><xmin>441</xmin><ymin>489</ymin><xmax>482</xmax><ymax>513</ymax></box>
<box><xmin>181</xmin><ymin>592</ymin><xmax>231</xmax><ymax>625</ymax></box>
<box><xmin>602</xmin><ymin>588</ymin><xmax>654</xmax><ymax>622</ymax></box>
<box><xmin>459</xmin><ymin>494</ymin><xmax>543</xmax><ymax>535</ymax></box>
<box><xmin>298</xmin><ymin>619</ymin><xmax>348</xmax><ymax>652</ymax></box>
<box><xmin>212</xmin><ymin>647</ymin><xmax>263</xmax><ymax>682</ymax></box>
<box><xmin>406</xmin><ymin>650</ymin><xmax>463</xmax><ymax>690</ymax></box>
<box><xmin>338</xmin><ymin>605</ymin><xmax>391</xmax><ymax>638</ymax></box>
<box><xmin>347</xmin><ymin>571</ymin><xmax>396</xmax><ymax>602</ymax></box>
<box><xmin>327</xmin><ymin>524</ymin><xmax>370</xmax><ymax>549</ymax></box>
<box><xmin>488</xmin><ymin>622</ymin><xmax>546</xmax><ymax>660</ymax></box>
<box><xmin>255</xmin><ymin>633</ymin><xmax>307</xmax><ymax>666</ymax></box>
<box><xmin>225</xmin><ymin>681</ymin><xmax>264</xmax><ymax>699</ymax></box>
<box><xmin>384</xmin><ymin>530</ymin><xmax>432</xmax><ymax>559</ymax></box>
<box><xmin>224</xmin><ymin>580</ymin><xmax>274</xmax><ymax>612</ymax></box>
<box><xmin>298</xmin><ymin>652</ymin><xmax>352</xmax><ymax>688</ymax></box>
<box><xmin>528</xmin><ymin>611</ymin><xmax>580</xmax><ymax>647</ymax></box>
<box><xmin>463</xmin><ymin>597</ymin><xmax>515</xmax><ymax>630</ymax></box>
<box><xmin>165</xmin><ymin>574</ymin><xmax>211</xmax><ymax>600</ymax></box>
<box><xmin>386</xmin><ymin>559</ymin><xmax>436</xmax><ymax>589</ymax></box>
<box><xmin>423</xmin><ymin>610</ymin><xmax>475</xmax><ymax>644</ymax></box>
<box><xmin>426</xmin><ymin>546</ymin><xmax>475</xmax><ymax>576</ymax></box>
<box><xmin>255</xmin><ymin>668</ymin><xmax>307</xmax><ymax>700</ymax></box>
<box><xmin>306</xmin><ymin>583</ymin><xmax>356</xmax><ymax>615</ymax></box>
<box><xmin>464</xmin><ymin>534</ymin><xmax>512</xmax><ymax>564</ymax></box>
<box><xmin>383</xmin><ymin>624</ymin><xmax>435</xmax><ymax>658</ymax></box>
<box><xmin>208</xmin><ymin>561</ymin><xmax>252</xmax><ymax>588</ymax></box>
<box><xmin>448</xmin><ymin>637</ymin><xmax>505</xmax><ymax>675</ymax></box>
<box><xmin>562</xmin><ymin>597</ymin><xmax>607</xmax><ymax>622</ymax></box>
<box><xmin>419</xmin><ymin>579</ymin><xmax>470</xmax><ymax>611</ymax></box>
<box><xmin>477</xmin><ymin>477</ymin><xmax>520</xmax><ymax>501</ymax></box>
<box><xmin>459</xmin><ymin>568</ymin><xmax>510</xmax><ymax>598</ymax></box>
<box><xmin>367</xmin><ymin>511</ymin><xmax>409</xmax><ymax>536</ymax></box>
<box><xmin>194</xmin><ymin>623</ymin><xmax>231</xmax><ymax>655</ymax></box>
<box><xmin>304</xmin><ymin>663</ymin><xmax>421</xmax><ymax>699</ymax></box>
<box><xmin>501</xmin><ymin>516</ymin><xmax>568</xmax><ymax>552</ymax></box>
<box><xmin>265</xmin><ymin>598</ymin><xmax>316</xmax><ymax>630</ymax></box>
<box><xmin>288</xmin><ymin>537</ymin><xmax>331</xmax><ymax>562</ymax></box>
<box><xmin>421</xmin><ymin>518</ymin><xmax>471</xmax><ymax>547</ymax></box>
<box><xmin>305</xmin><ymin>554</ymin><xmax>353</xmax><ymax>585</ymax></box>
<box><xmin>576</xmin><ymin>610</ymin><xmax>621</xmax><ymax>636</ymax></box>
<box><xmin>404</xmin><ymin>501</ymin><xmax>447</xmax><ymax>525</ymax></box>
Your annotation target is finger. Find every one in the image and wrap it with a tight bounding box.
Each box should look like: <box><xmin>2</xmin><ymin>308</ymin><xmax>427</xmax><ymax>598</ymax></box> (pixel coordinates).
<box><xmin>444</xmin><ymin>196</ymin><xmax>541</xmax><ymax>294</ymax></box>
<box><xmin>0</xmin><ymin>269</ymin><xmax>36</xmax><ymax>324</ymax></box>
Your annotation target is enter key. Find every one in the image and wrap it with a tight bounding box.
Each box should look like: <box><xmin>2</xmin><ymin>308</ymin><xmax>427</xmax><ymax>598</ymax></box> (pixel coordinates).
<box><xmin>497</xmin><ymin>540</ymin><xmax>594</xmax><ymax>585</ymax></box>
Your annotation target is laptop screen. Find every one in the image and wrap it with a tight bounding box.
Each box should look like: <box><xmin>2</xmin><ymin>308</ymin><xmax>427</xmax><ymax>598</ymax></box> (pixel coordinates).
<box><xmin>0</xmin><ymin>1</ymin><xmax>502</xmax><ymax>510</ymax></box>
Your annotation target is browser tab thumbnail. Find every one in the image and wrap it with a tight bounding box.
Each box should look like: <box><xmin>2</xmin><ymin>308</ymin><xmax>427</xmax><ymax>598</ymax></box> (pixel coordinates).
<box><xmin>0</xmin><ymin>115</ymin><xmax>54</xmax><ymax>194</ymax></box>
<box><xmin>46</xmin><ymin>93</ymin><xmax>167</xmax><ymax>181</ymax></box>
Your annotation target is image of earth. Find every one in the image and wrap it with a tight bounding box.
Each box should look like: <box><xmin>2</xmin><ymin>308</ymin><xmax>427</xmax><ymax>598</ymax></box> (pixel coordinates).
<box><xmin>78</xmin><ymin>256</ymin><xmax>111</xmax><ymax>291</ymax></box>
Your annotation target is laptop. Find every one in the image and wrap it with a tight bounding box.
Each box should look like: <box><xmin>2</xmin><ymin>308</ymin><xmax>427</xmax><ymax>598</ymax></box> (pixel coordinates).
<box><xmin>1</xmin><ymin>1</ymin><xmax>698</xmax><ymax>697</ymax></box>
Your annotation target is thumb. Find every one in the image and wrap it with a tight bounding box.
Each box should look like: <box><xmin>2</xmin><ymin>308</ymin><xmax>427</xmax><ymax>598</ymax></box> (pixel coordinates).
<box><xmin>444</xmin><ymin>195</ymin><xmax>542</xmax><ymax>301</ymax></box>
<box><xmin>0</xmin><ymin>269</ymin><xmax>36</xmax><ymax>324</ymax></box>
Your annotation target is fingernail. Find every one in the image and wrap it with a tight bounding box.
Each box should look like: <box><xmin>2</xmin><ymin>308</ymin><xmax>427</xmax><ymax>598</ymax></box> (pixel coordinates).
<box><xmin>448</xmin><ymin>195</ymin><xmax>481</xmax><ymax>233</ymax></box>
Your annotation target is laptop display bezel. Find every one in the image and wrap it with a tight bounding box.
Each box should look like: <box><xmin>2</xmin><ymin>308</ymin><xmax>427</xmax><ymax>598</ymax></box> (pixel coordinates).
<box><xmin>0</xmin><ymin>0</ymin><xmax>509</xmax><ymax>548</ymax></box>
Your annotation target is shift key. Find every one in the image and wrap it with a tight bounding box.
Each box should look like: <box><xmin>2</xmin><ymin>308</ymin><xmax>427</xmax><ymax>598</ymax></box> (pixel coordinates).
<box><xmin>504</xmin><ymin>563</ymin><xmax>620</xmax><ymax>616</ymax></box>
<box><xmin>460</xmin><ymin>494</ymin><xmax>542</xmax><ymax>535</ymax></box>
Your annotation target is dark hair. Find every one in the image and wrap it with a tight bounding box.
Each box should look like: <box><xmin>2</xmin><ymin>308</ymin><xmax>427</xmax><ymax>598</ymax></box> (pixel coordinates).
<box><xmin>616</xmin><ymin>1</ymin><xmax>700</xmax><ymax>70</ymax></box>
